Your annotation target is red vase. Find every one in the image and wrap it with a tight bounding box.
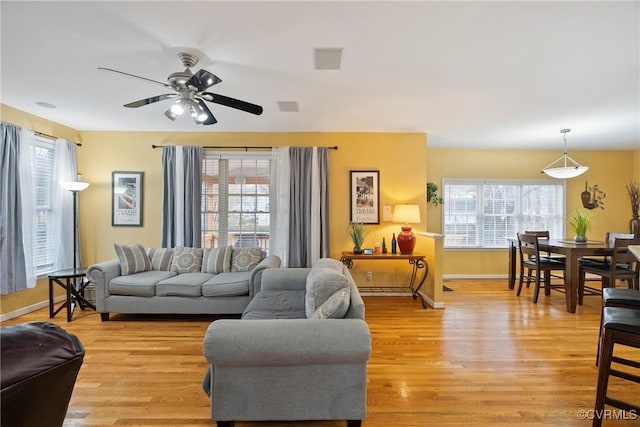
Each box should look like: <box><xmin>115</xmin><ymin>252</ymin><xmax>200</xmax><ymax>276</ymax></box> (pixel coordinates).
<box><xmin>396</xmin><ymin>225</ymin><xmax>416</xmax><ymax>255</ymax></box>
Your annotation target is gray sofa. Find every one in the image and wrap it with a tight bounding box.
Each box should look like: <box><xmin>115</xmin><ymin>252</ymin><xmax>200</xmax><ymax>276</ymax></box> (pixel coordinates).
<box><xmin>202</xmin><ymin>258</ymin><xmax>372</xmax><ymax>427</ymax></box>
<box><xmin>87</xmin><ymin>244</ymin><xmax>281</xmax><ymax>321</ymax></box>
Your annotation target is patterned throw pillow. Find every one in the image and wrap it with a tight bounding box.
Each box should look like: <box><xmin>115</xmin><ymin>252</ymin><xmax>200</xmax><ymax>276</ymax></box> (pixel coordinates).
<box><xmin>147</xmin><ymin>247</ymin><xmax>174</xmax><ymax>271</ymax></box>
<box><xmin>229</xmin><ymin>248</ymin><xmax>263</xmax><ymax>272</ymax></box>
<box><xmin>201</xmin><ymin>246</ymin><xmax>232</xmax><ymax>274</ymax></box>
<box><xmin>309</xmin><ymin>288</ymin><xmax>351</xmax><ymax>319</ymax></box>
<box><xmin>170</xmin><ymin>247</ymin><xmax>204</xmax><ymax>274</ymax></box>
<box><xmin>114</xmin><ymin>243</ymin><xmax>152</xmax><ymax>276</ymax></box>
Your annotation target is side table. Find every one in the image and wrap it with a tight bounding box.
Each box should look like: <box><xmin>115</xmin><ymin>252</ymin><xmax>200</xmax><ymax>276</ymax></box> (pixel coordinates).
<box><xmin>339</xmin><ymin>252</ymin><xmax>429</xmax><ymax>308</ymax></box>
<box><xmin>48</xmin><ymin>268</ymin><xmax>95</xmax><ymax>321</ymax></box>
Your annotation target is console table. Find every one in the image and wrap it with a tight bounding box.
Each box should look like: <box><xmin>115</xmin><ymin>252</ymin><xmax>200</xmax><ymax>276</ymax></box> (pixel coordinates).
<box><xmin>49</xmin><ymin>268</ymin><xmax>95</xmax><ymax>321</ymax></box>
<box><xmin>340</xmin><ymin>252</ymin><xmax>429</xmax><ymax>308</ymax></box>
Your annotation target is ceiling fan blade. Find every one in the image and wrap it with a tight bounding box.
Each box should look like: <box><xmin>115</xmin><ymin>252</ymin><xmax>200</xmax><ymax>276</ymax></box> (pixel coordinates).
<box><xmin>186</xmin><ymin>69</ymin><xmax>222</xmax><ymax>92</ymax></box>
<box><xmin>98</xmin><ymin>67</ymin><xmax>172</xmax><ymax>88</ymax></box>
<box><xmin>124</xmin><ymin>94</ymin><xmax>178</xmax><ymax>108</ymax></box>
<box><xmin>201</xmin><ymin>92</ymin><xmax>263</xmax><ymax>115</ymax></box>
<box><xmin>196</xmin><ymin>99</ymin><xmax>218</xmax><ymax>125</ymax></box>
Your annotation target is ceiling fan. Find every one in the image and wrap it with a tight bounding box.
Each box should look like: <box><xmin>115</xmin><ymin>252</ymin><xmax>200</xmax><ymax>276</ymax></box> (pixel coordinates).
<box><xmin>98</xmin><ymin>52</ymin><xmax>263</xmax><ymax>125</ymax></box>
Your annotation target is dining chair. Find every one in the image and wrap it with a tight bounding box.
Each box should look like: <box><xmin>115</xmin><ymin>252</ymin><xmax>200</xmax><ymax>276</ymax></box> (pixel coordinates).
<box><xmin>592</xmin><ymin>307</ymin><xmax>640</xmax><ymax>427</ymax></box>
<box><xmin>517</xmin><ymin>233</ymin><xmax>566</xmax><ymax>303</ymax></box>
<box><xmin>595</xmin><ymin>288</ymin><xmax>640</xmax><ymax>366</ymax></box>
<box><xmin>578</xmin><ymin>238</ymin><xmax>640</xmax><ymax>305</ymax></box>
<box><xmin>524</xmin><ymin>230</ymin><xmax>565</xmax><ymax>281</ymax></box>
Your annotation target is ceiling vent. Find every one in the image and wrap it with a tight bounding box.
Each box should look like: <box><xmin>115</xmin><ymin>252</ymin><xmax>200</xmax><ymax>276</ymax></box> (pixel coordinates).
<box><xmin>314</xmin><ymin>48</ymin><xmax>343</xmax><ymax>70</ymax></box>
<box><xmin>278</xmin><ymin>101</ymin><xmax>300</xmax><ymax>112</ymax></box>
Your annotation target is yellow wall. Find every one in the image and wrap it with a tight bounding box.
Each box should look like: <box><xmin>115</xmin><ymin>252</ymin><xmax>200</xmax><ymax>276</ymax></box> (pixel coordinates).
<box><xmin>427</xmin><ymin>148</ymin><xmax>640</xmax><ymax>277</ymax></box>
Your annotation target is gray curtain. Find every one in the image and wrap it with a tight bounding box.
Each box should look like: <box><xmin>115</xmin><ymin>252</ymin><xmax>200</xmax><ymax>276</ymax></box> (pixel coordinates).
<box><xmin>287</xmin><ymin>147</ymin><xmax>329</xmax><ymax>267</ymax></box>
<box><xmin>161</xmin><ymin>146</ymin><xmax>203</xmax><ymax>247</ymax></box>
<box><xmin>0</xmin><ymin>123</ymin><xmax>27</xmax><ymax>294</ymax></box>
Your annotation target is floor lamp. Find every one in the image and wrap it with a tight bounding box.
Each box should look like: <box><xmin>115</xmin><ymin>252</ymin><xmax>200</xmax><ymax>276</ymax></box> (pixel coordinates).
<box><xmin>61</xmin><ymin>179</ymin><xmax>90</xmax><ymax>273</ymax></box>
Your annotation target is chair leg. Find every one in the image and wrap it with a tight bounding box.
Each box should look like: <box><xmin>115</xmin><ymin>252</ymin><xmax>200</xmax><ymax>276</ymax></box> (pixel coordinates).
<box><xmin>544</xmin><ymin>271</ymin><xmax>551</xmax><ymax>296</ymax></box>
<box><xmin>532</xmin><ymin>273</ymin><xmax>541</xmax><ymax>304</ymax></box>
<box><xmin>593</xmin><ymin>329</ymin><xmax>615</xmax><ymax>427</ymax></box>
<box><xmin>578</xmin><ymin>270</ymin><xmax>586</xmax><ymax>306</ymax></box>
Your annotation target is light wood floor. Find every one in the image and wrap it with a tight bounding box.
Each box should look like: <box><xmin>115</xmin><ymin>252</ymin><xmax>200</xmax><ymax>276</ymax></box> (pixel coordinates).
<box><xmin>3</xmin><ymin>279</ymin><xmax>640</xmax><ymax>426</ymax></box>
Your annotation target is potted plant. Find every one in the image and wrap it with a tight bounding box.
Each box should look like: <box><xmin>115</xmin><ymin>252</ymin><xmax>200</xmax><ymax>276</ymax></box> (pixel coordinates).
<box><xmin>626</xmin><ymin>179</ymin><xmax>640</xmax><ymax>235</ymax></box>
<box><xmin>348</xmin><ymin>222</ymin><xmax>368</xmax><ymax>254</ymax></box>
<box><xmin>426</xmin><ymin>182</ymin><xmax>444</xmax><ymax>207</ymax></box>
<box><xmin>568</xmin><ymin>208</ymin><xmax>592</xmax><ymax>243</ymax></box>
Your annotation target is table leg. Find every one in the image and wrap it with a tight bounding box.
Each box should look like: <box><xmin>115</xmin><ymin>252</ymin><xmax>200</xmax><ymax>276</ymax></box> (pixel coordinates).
<box><xmin>66</xmin><ymin>278</ymin><xmax>73</xmax><ymax>322</ymax></box>
<box><xmin>564</xmin><ymin>252</ymin><xmax>579</xmax><ymax>313</ymax></box>
<box><xmin>409</xmin><ymin>258</ymin><xmax>429</xmax><ymax>308</ymax></box>
<box><xmin>508</xmin><ymin>242</ymin><xmax>516</xmax><ymax>289</ymax></box>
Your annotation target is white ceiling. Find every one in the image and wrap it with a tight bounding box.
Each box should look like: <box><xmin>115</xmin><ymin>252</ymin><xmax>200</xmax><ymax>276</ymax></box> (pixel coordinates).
<box><xmin>1</xmin><ymin>1</ymin><xmax>638</xmax><ymax>150</ymax></box>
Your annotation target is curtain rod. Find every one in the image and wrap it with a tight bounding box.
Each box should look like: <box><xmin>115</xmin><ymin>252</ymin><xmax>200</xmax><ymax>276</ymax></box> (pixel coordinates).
<box><xmin>151</xmin><ymin>144</ymin><xmax>338</xmax><ymax>151</ymax></box>
<box><xmin>35</xmin><ymin>131</ymin><xmax>82</xmax><ymax>147</ymax></box>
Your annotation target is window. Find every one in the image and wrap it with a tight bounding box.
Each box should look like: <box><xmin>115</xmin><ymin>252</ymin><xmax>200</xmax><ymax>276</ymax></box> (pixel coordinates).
<box><xmin>30</xmin><ymin>137</ymin><xmax>56</xmax><ymax>274</ymax></box>
<box><xmin>443</xmin><ymin>180</ymin><xmax>565</xmax><ymax>248</ymax></box>
<box><xmin>201</xmin><ymin>153</ymin><xmax>271</xmax><ymax>250</ymax></box>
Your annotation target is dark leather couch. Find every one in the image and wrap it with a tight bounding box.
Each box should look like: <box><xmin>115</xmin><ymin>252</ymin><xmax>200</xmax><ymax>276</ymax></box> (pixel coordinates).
<box><xmin>1</xmin><ymin>321</ymin><xmax>85</xmax><ymax>427</ymax></box>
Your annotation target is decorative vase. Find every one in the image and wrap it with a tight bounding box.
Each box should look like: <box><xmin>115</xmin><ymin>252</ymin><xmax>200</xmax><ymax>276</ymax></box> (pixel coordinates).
<box><xmin>396</xmin><ymin>225</ymin><xmax>416</xmax><ymax>254</ymax></box>
<box><xmin>574</xmin><ymin>235</ymin><xmax>587</xmax><ymax>243</ymax></box>
<box><xmin>630</xmin><ymin>216</ymin><xmax>640</xmax><ymax>237</ymax></box>
<box><xmin>353</xmin><ymin>246</ymin><xmax>363</xmax><ymax>254</ymax></box>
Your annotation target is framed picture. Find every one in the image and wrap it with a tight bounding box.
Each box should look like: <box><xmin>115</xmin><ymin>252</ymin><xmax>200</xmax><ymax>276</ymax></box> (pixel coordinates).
<box><xmin>112</xmin><ymin>171</ymin><xmax>143</xmax><ymax>226</ymax></box>
<box><xmin>350</xmin><ymin>170</ymin><xmax>380</xmax><ymax>224</ymax></box>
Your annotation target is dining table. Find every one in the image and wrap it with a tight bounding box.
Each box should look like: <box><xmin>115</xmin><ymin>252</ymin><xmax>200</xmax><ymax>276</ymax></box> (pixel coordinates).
<box><xmin>508</xmin><ymin>238</ymin><xmax>614</xmax><ymax>313</ymax></box>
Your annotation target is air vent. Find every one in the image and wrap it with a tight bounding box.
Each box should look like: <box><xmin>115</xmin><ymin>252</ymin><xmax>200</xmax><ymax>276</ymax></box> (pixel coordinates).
<box><xmin>278</xmin><ymin>101</ymin><xmax>299</xmax><ymax>112</ymax></box>
<box><xmin>314</xmin><ymin>48</ymin><xmax>343</xmax><ymax>70</ymax></box>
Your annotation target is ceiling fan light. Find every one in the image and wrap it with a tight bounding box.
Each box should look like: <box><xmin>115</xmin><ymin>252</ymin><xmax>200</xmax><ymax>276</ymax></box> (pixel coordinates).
<box><xmin>170</xmin><ymin>101</ymin><xmax>184</xmax><ymax>115</ymax></box>
<box><xmin>164</xmin><ymin>108</ymin><xmax>178</xmax><ymax>121</ymax></box>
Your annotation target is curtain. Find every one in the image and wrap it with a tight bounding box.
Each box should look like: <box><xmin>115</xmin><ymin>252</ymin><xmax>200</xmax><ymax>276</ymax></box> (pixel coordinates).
<box><xmin>270</xmin><ymin>147</ymin><xmax>291</xmax><ymax>267</ymax></box>
<box><xmin>280</xmin><ymin>147</ymin><xmax>329</xmax><ymax>268</ymax></box>
<box><xmin>52</xmin><ymin>139</ymin><xmax>78</xmax><ymax>270</ymax></box>
<box><xmin>161</xmin><ymin>146</ymin><xmax>203</xmax><ymax>247</ymax></box>
<box><xmin>0</xmin><ymin>123</ymin><xmax>29</xmax><ymax>294</ymax></box>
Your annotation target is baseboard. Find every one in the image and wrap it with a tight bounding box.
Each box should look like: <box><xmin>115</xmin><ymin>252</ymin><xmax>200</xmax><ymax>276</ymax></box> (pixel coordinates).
<box><xmin>0</xmin><ymin>295</ymin><xmax>65</xmax><ymax>322</ymax></box>
<box><xmin>444</xmin><ymin>274</ymin><xmax>508</xmax><ymax>280</ymax></box>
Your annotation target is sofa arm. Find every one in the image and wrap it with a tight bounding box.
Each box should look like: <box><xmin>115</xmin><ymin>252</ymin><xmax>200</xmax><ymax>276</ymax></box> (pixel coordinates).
<box><xmin>203</xmin><ymin>319</ymin><xmax>371</xmax><ymax>366</ymax></box>
<box><xmin>248</xmin><ymin>255</ymin><xmax>282</xmax><ymax>295</ymax></box>
<box><xmin>86</xmin><ymin>259</ymin><xmax>120</xmax><ymax>307</ymax></box>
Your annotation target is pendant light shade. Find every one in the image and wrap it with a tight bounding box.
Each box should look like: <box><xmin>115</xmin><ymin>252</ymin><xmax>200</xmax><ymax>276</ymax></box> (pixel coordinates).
<box><xmin>541</xmin><ymin>129</ymin><xmax>589</xmax><ymax>179</ymax></box>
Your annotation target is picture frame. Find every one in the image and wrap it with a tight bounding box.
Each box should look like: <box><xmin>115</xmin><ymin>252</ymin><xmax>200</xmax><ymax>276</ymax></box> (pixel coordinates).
<box><xmin>112</xmin><ymin>171</ymin><xmax>143</xmax><ymax>227</ymax></box>
<box><xmin>350</xmin><ymin>170</ymin><xmax>380</xmax><ymax>224</ymax></box>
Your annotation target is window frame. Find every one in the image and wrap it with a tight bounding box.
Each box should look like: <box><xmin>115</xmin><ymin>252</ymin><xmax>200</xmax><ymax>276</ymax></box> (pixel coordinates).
<box><xmin>201</xmin><ymin>151</ymin><xmax>272</xmax><ymax>250</ymax></box>
<box><xmin>442</xmin><ymin>178</ymin><xmax>566</xmax><ymax>249</ymax></box>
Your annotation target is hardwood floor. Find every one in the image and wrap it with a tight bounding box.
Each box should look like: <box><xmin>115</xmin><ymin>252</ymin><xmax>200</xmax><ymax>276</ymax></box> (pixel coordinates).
<box><xmin>3</xmin><ymin>279</ymin><xmax>640</xmax><ymax>426</ymax></box>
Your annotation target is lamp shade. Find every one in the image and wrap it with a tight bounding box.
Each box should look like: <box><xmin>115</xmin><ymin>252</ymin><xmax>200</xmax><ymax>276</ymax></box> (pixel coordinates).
<box><xmin>393</xmin><ymin>205</ymin><xmax>421</xmax><ymax>255</ymax></box>
<box><xmin>60</xmin><ymin>181</ymin><xmax>90</xmax><ymax>192</ymax></box>
<box><xmin>392</xmin><ymin>204</ymin><xmax>421</xmax><ymax>224</ymax></box>
<box><xmin>542</xmin><ymin>164</ymin><xmax>589</xmax><ymax>179</ymax></box>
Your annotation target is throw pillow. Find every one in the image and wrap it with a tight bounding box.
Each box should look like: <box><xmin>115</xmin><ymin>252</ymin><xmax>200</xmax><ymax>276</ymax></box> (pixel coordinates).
<box><xmin>229</xmin><ymin>247</ymin><xmax>263</xmax><ymax>272</ymax></box>
<box><xmin>114</xmin><ymin>243</ymin><xmax>152</xmax><ymax>276</ymax></box>
<box><xmin>309</xmin><ymin>288</ymin><xmax>351</xmax><ymax>319</ymax></box>
<box><xmin>201</xmin><ymin>246</ymin><xmax>231</xmax><ymax>274</ymax></box>
<box><xmin>305</xmin><ymin>267</ymin><xmax>350</xmax><ymax>318</ymax></box>
<box><xmin>147</xmin><ymin>247</ymin><xmax>174</xmax><ymax>271</ymax></box>
<box><xmin>170</xmin><ymin>247</ymin><xmax>204</xmax><ymax>274</ymax></box>
<box><xmin>314</xmin><ymin>257</ymin><xmax>346</xmax><ymax>273</ymax></box>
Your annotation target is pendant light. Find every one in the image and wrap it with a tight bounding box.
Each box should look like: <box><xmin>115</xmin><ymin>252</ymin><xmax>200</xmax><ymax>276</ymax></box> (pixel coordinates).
<box><xmin>541</xmin><ymin>128</ymin><xmax>589</xmax><ymax>179</ymax></box>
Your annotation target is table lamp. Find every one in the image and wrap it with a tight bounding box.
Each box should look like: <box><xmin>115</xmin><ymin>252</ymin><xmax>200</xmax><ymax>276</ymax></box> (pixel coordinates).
<box><xmin>393</xmin><ymin>204</ymin><xmax>421</xmax><ymax>255</ymax></box>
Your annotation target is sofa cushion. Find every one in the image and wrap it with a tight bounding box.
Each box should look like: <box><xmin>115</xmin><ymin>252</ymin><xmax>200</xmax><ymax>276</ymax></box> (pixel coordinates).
<box><xmin>305</xmin><ymin>267</ymin><xmax>350</xmax><ymax>318</ymax></box>
<box><xmin>156</xmin><ymin>273</ymin><xmax>212</xmax><ymax>296</ymax></box>
<box><xmin>147</xmin><ymin>247</ymin><xmax>174</xmax><ymax>271</ymax></box>
<box><xmin>228</xmin><ymin>247</ymin><xmax>263</xmax><ymax>272</ymax></box>
<box><xmin>242</xmin><ymin>290</ymin><xmax>307</xmax><ymax>319</ymax></box>
<box><xmin>309</xmin><ymin>288</ymin><xmax>351</xmax><ymax>319</ymax></box>
<box><xmin>109</xmin><ymin>270</ymin><xmax>176</xmax><ymax>296</ymax></box>
<box><xmin>114</xmin><ymin>243</ymin><xmax>152</xmax><ymax>276</ymax></box>
<box><xmin>201</xmin><ymin>246</ymin><xmax>232</xmax><ymax>274</ymax></box>
<box><xmin>202</xmin><ymin>272</ymin><xmax>251</xmax><ymax>297</ymax></box>
<box><xmin>170</xmin><ymin>247</ymin><xmax>204</xmax><ymax>274</ymax></box>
